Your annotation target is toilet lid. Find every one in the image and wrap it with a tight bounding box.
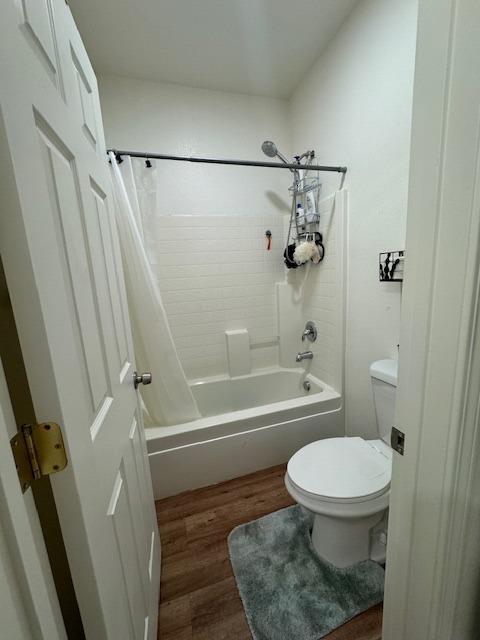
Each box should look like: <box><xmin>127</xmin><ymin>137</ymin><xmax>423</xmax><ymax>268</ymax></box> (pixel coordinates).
<box><xmin>287</xmin><ymin>437</ymin><xmax>391</xmax><ymax>501</ymax></box>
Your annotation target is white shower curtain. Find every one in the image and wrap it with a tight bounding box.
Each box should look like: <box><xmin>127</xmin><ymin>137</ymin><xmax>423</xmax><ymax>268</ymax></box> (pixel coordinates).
<box><xmin>109</xmin><ymin>153</ymin><xmax>200</xmax><ymax>425</ymax></box>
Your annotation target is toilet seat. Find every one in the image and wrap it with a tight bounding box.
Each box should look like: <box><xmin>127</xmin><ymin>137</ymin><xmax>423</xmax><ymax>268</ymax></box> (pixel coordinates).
<box><xmin>287</xmin><ymin>437</ymin><xmax>392</xmax><ymax>504</ymax></box>
<box><xmin>285</xmin><ymin>436</ymin><xmax>392</xmax><ymax>565</ymax></box>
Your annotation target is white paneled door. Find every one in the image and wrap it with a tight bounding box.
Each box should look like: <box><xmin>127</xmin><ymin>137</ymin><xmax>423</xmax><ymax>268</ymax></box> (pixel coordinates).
<box><xmin>0</xmin><ymin>1</ymin><xmax>160</xmax><ymax>639</ymax></box>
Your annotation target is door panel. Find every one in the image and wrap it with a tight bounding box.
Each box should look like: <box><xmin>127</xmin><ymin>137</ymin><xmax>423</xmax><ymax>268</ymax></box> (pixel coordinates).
<box><xmin>36</xmin><ymin>120</ymin><xmax>111</xmax><ymax>416</ymax></box>
<box><xmin>0</xmin><ymin>1</ymin><xmax>160</xmax><ymax>638</ymax></box>
<box><xmin>129</xmin><ymin>417</ymin><xmax>152</xmax><ymax>571</ymax></box>
<box><xmin>70</xmin><ymin>48</ymin><xmax>98</xmax><ymax>148</ymax></box>
<box><xmin>20</xmin><ymin>0</ymin><xmax>59</xmax><ymax>81</ymax></box>
<box><xmin>88</xmin><ymin>180</ymin><xmax>129</xmax><ymax>371</ymax></box>
<box><xmin>108</xmin><ymin>460</ymin><xmax>148</xmax><ymax>640</ymax></box>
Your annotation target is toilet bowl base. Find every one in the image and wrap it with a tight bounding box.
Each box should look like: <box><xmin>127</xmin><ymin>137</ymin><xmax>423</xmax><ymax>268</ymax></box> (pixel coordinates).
<box><xmin>311</xmin><ymin>510</ymin><xmax>386</xmax><ymax>568</ymax></box>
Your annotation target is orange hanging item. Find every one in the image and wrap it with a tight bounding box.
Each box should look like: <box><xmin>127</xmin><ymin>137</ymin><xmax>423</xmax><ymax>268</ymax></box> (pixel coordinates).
<box><xmin>265</xmin><ymin>230</ymin><xmax>272</xmax><ymax>251</ymax></box>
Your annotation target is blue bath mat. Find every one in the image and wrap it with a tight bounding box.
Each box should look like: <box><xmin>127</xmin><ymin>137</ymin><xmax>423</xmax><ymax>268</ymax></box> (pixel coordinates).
<box><xmin>228</xmin><ymin>505</ymin><xmax>384</xmax><ymax>640</ymax></box>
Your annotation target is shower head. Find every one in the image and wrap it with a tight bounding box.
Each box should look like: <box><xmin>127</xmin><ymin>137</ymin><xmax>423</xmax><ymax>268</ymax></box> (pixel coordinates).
<box><xmin>261</xmin><ymin>140</ymin><xmax>278</xmax><ymax>158</ymax></box>
<box><xmin>261</xmin><ymin>140</ymin><xmax>290</xmax><ymax>167</ymax></box>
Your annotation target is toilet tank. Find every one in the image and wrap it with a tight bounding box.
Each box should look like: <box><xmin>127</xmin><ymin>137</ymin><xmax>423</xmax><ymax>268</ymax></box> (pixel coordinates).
<box><xmin>370</xmin><ymin>359</ymin><xmax>398</xmax><ymax>445</ymax></box>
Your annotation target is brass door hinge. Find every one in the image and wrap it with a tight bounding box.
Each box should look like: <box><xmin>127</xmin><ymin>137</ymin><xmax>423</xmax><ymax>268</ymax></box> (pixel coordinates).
<box><xmin>10</xmin><ymin>423</ymin><xmax>68</xmax><ymax>493</ymax></box>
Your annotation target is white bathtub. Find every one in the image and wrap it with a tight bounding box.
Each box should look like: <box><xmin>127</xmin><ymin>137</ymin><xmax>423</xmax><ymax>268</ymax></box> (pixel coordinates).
<box><xmin>192</xmin><ymin>367</ymin><xmax>325</xmax><ymax>415</ymax></box>
<box><xmin>147</xmin><ymin>367</ymin><xmax>343</xmax><ymax>498</ymax></box>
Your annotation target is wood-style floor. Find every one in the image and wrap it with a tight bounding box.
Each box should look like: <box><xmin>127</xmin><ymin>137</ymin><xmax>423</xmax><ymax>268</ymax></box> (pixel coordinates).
<box><xmin>156</xmin><ymin>464</ymin><xmax>383</xmax><ymax>640</ymax></box>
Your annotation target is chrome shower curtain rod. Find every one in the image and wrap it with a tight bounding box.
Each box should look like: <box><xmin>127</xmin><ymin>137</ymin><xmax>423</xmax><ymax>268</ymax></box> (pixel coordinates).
<box><xmin>107</xmin><ymin>149</ymin><xmax>347</xmax><ymax>174</ymax></box>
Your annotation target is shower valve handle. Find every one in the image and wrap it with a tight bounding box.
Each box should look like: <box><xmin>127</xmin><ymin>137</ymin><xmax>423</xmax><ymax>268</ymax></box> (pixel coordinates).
<box><xmin>133</xmin><ymin>371</ymin><xmax>153</xmax><ymax>389</ymax></box>
<box><xmin>301</xmin><ymin>321</ymin><xmax>317</xmax><ymax>343</ymax></box>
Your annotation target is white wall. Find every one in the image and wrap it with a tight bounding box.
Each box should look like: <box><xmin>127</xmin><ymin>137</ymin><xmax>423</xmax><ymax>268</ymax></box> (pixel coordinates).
<box><xmin>99</xmin><ymin>74</ymin><xmax>292</xmax><ymax>217</ymax></box>
<box><xmin>290</xmin><ymin>0</ymin><xmax>417</xmax><ymax>437</ymax></box>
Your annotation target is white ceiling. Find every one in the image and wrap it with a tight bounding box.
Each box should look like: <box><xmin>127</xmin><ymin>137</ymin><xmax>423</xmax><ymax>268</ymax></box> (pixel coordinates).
<box><xmin>68</xmin><ymin>0</ymin><xmax>359</xmax><ymax>99</ymax></box>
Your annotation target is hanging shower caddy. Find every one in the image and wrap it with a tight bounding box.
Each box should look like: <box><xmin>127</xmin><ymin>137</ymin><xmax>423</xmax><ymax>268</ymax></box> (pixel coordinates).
<box><xmin>283</xmin><ymin>155</ymin><xmax>325</xmax><ymax>268</ymax></box>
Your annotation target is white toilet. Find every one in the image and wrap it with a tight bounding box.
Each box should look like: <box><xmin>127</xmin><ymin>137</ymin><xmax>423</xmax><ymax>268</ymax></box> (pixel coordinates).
<box><xmin>285</xmin><ymin>359</ymin><xmax>397</xmax><ymax>568</ymax></box>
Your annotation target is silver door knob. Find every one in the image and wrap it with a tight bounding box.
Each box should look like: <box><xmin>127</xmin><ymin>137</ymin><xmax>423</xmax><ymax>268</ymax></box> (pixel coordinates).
<box><xmin>133</xmin><ymin>371</ymin><xmax>152</xmax><ymax>389</ymax></box>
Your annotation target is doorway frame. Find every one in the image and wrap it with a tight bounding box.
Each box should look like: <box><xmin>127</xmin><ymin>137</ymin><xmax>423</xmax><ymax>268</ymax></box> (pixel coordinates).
<box><xmin>383</xmin><ymin>0</ymin><xmax>480</xmax><ymax>638</ymax></box>
<box><xmin>1</xmin><ymin>0</ymin><xmax>480</xmax><ymax>637</ymax></box>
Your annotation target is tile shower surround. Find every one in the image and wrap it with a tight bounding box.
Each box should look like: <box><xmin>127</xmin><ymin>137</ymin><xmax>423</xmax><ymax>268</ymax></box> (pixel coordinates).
<box><xmin>144</xmin><ymin>215</ymin><xmax>285</xmax><ymax>379</ymax></box>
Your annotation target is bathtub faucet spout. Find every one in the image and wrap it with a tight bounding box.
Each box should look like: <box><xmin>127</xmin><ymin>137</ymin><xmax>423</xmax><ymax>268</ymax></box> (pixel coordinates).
<box><xmin>296</xmin><ymin>351</ymin><xmax>313</xmax><ymax>363</ymax></box>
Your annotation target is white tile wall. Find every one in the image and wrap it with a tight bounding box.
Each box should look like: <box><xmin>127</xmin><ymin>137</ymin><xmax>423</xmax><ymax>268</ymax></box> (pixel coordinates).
<box><xmin>302</xmin><ymin>192</ymin><xmax>344</xmax><ymax>388</ymax></box>
<box><xmin>143</xmin><ymin>215</ymin><xmax>286</xmax><ymax>379</ymax></box>
<box><xmin>279</xmin><ymin>190</ymin><xmax>345</xmax><ymax>390</ymax></box>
